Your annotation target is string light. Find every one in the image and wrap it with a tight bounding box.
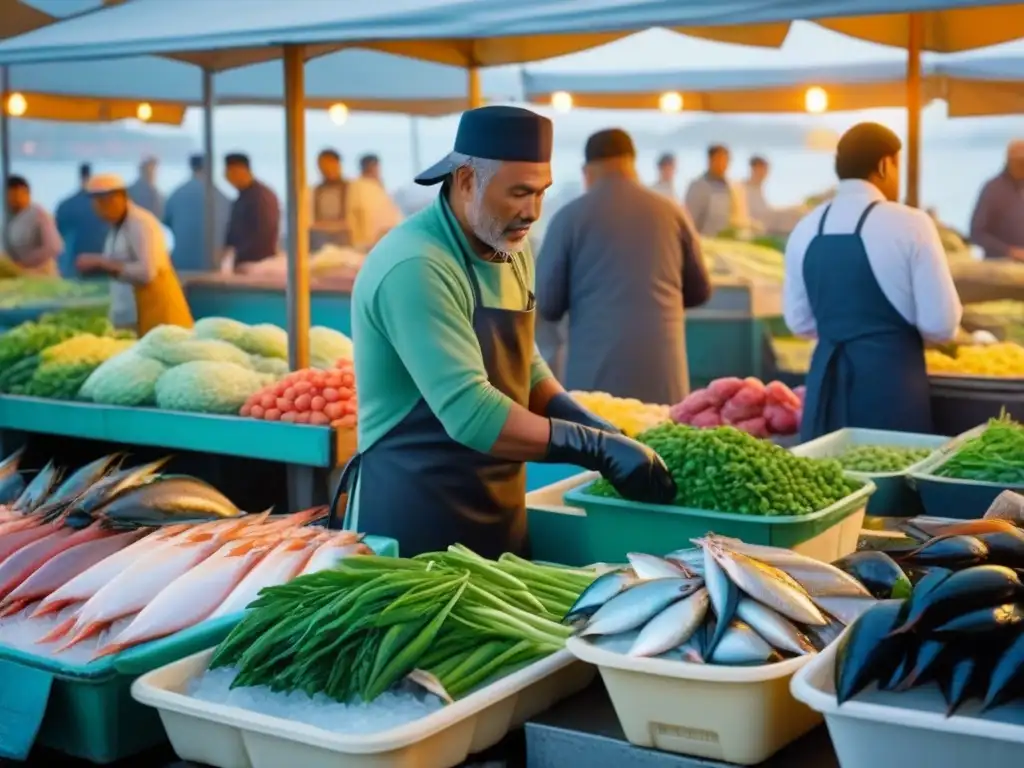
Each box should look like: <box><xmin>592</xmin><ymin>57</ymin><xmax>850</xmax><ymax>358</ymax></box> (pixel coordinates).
<box><xmin>804</xmin><ymin>86</ymin><xmax>828</xmax><ymax>114</ymax></box>
<box><xmin>551</xmin><ymin>91</ymin><xmax>573</xmax><ymax>112</ymax></box>
<box><xmin>328</xmin><ymin>103</ymin><xmax>349</xmax><ymax>125</ymax></box>
<box><xmin>659</xmin><ymin>92</ymin><xmax>684</xmax><ymax>113</ymax></box>
<box><xmin>5</xmin><ymin>93</ymin><xmax>27</xmax><ymax>117</ymax></box>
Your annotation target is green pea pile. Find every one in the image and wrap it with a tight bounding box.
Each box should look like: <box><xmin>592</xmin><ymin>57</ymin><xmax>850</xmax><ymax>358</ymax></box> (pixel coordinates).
<box><xmin>836</xmin><ymin>445</ymin><xmax>933</xmax><ymax>473</ymax></box>
<box><xmin>588</xmin><ymin>423</ymin><xmax>859</xmax><ymax>516</ymax></box>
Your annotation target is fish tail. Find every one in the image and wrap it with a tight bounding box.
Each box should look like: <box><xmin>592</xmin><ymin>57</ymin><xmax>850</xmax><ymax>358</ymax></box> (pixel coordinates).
<box><xmin>91</xmin><ymin>642</ymin><xmax>127</xmax><ymax>661</ymax></box>
<box><xmin>0</xmin><ymin>598</ymin><xmax>31</xmax><ymax>618</ymax></box>
<box><xmin>57</xmin><ymin>621</ymin><xmax>106</xmax><ymax>651</ymax></box>
<box><xmin>37</xmin><ymin>617</ymin><xmax>78</xmax><ymax>644</ymax></box>
<box><xmin>30</xmin><ymin>599</ymin><xmax>72</xmax><ymax>618</ymax></box>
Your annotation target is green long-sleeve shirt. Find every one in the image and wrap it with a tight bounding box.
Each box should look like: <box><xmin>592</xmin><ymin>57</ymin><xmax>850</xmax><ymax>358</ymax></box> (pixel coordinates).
<box><xmin>352</xmin><ymin>193</ymin><xmax>553</xmax><ymax>455</ymax></box>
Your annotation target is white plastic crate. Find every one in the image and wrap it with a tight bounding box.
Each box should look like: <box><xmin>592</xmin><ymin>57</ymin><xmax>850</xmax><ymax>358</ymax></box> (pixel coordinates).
<box><xmin>132</xmin><ymin>648</ymin><xmax>595</xmax><ymax>768</ymax></box>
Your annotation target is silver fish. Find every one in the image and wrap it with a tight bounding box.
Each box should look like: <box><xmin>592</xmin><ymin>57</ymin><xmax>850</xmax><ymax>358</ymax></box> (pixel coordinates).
<box><xmin>735</xmin><ymin>598</ymin><xmax>816</xmax><ymax>656</ymax></box>
<box><xmin>581</xmin><ymin>577</ymin><xmax>699</xmax><ymax>637</ymax></box>
<box><xmin>665</xmin><ymin>547</ymin><xmax>705</xmax><ymax>575</ymax></box>
<box><xmin>775</xmin><ymin>560</ymin><xmax>872</xmax><ymax>598</ymax></box>
<box><xmin>36</xmin><ymin>454</ymin><xmax>125</xmax><ymax>513</ymax></box>
<box><xmin>406</xmin><ymin>669</ymin><xmax>453</xmax><ymax>704</ymax></box>
<box><xmin>704</xmin><ymin>542</ymin><xmax>739</xmax><ymax>655</ymax></box>
<box><xmin>13</xmin><ymin>460</ymin><xmax>62</xmax><ymax>513</ymax></box>
<box><xmin>628</xmin><ymin>552</ymin><xmax>694</xmax><ymax>580</ymax></box>
<box><xmin>710</xmin><ymin>620</ymin><xmax>778</xmax><ymax>665</ymax></box>
<box><xmin>812</xmin><ymin>595</ymin><xmax>878</xmax><ymax>625</ymax></box>
<box><xmin>804</xmin><ymin>618</ymin><xmax>846</xmax><ymax>651</ymax></box>
<box><xmin>0</xmin><ymin>447</ymin><xmax>25</xmax><ymax>505</ymax></box>
<box><xmin>709</xmin><ymin>544</ymin><xmax>828</xmax><ymax>626</ymax></box>
<box><xmin>563</xmin><ymin>570</ymin><xmax>634</xmax><ymax>623</ymax></box>
<box><xmin>629</xmin><ymin>587</ymin><xmax>709</xmax><ymax>657</ymax></box>
<box><xmin>700</xmin><ymin>535</ymin><xmax>815</xmax><ymax>568</ymax></box>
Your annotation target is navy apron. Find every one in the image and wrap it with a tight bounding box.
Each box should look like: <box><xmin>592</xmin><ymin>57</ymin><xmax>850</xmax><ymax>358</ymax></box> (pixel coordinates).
<box><xmin>310</xmin><ymin>181</ymin><xmax>353</xmax><ymax>251</ymax></box>
<box><xmin>800</xmin><ymin>201</ymin><xmax>932</xmax><ymax>441</ymax></box>
<box><xmin>329</xmin><ymin>214</ymin><xmax>535</xmax><ymax>559</ymax></box>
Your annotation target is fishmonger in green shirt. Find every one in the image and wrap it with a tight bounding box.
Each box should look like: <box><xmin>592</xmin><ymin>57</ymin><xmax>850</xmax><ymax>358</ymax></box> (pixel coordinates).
<box><xmin>336</xmin><ymin>106</ymin><xmax>674</xmax><ymax>558</ymax></box>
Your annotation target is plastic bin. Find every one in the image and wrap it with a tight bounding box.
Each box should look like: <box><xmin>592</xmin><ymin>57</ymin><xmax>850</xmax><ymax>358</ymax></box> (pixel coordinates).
<box><xmin>562</xmin><ymin>479</ymin><xmax>873</xmax><ymax>564</ymax></box>
<box><xmin>790</xmin><ymin>428</ymin><xmax>952</xmax><ymax>517</ymax></box>
<box><xmin>131</xmin><ymin>648</ymin><xmax>596</xmax><ymax>768</ymax></box>
<box><xmin>790</xmin><ymin>633</ymin><xmax>1024</xmax><ymax>768</ymax></box>
<box><xmin>567</xmin><ymin>636</ymin><xmax>818</xmax><ymax>765</ymax></box>
<box><xmin>0</xmin><ymin>534</ymin><xmax>398</xmax><ymax>763</ymax></box>
<box><xmin>526</xmin><ymin>472</ymin><xmax>595</xmax><ymax>567</ymax></box>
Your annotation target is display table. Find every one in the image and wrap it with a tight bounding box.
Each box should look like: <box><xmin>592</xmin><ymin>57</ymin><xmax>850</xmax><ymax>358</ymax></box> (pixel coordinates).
<box><xmin>526</xmin><ymin>682</ymin><xmax>838</xmax><ymax>768</ymax></box>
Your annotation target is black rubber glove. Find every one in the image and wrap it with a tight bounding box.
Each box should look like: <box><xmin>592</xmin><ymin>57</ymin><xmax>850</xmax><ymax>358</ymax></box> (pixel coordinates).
<box><xmin>544</xmin><ymin>419</ymin><xmax>676</xmax><ymax>505</ymax></box>
<box><xmin>544</xmin><ymin>392</ymin><xmax>622</xmax><ymax>434</ymax></box>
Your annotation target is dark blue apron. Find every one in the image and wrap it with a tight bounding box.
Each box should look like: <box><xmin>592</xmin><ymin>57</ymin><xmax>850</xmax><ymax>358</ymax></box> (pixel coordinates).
<box><xmin>328</xmin><ymin>211</ymin><xmax>535</xmax><ymax>559</ymax></box>
<box><xmin>800</xmin><ymin>201</ymin><xmax>932</xmax><ymax>441</ymax></box>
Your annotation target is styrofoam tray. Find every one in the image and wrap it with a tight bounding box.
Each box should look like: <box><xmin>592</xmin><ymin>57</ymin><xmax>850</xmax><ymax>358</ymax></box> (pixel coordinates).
<box><xmin>131</xmin><ymin>648</ymin><xmax>596</xmax><ymax>768</ymax></box>
<box><xmin>567</xmin><ymin>636</ymin><xmax>819</xmax><ymax>765</ymax></box>
<box><xmin>790</xmin><ymin>634</ymin><xmax>1024</xmax><ymax>768</ymax></box>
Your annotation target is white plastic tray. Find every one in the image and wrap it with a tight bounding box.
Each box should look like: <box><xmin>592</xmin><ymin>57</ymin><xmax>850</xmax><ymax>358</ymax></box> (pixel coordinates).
<box><xmin>131</xmin><ymin>648</ymin><xmax>595</xmax><ymax>768</ymax></box>
<box><xmin>790</xmin><ymin>634</ymin><xmax>1024</xmax><ymax>768</ymax></box>
<box><xmin>567</xmin><ymin>636</ymin><xmax>819</xmax><ymax>765</ymax></box>
<box><xmin>790</xmin><ymin>428</ymin><xmax>951</xmax><ymax>479</ymax></box>
<box><xmin>524</xmin><ymin>470</ymin><xmax>597</xmax><ymax>515</ymax></box>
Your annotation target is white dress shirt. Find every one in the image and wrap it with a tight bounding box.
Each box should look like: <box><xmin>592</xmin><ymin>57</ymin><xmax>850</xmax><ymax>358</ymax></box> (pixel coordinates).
<box><xmin>783</xmin><ymin>179</ymin><xmax>962</xmax><ymax>343</ymax></box>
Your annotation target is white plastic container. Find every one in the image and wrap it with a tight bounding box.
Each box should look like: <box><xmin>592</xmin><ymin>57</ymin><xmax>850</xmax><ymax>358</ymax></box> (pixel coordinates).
<box><xmin>131</xmin><ymin>648</ymin><xmax>595</xmax><ymax>768</ymax></box>
<box><xmin>566</xmin><ymin>636</ymin><xmax>820</xmax><ymax>765</ymax></box>
<box><xmin>790</xmin><ymin>636</ymin><xmax>1024</xmax><ymax>768</ymax></box>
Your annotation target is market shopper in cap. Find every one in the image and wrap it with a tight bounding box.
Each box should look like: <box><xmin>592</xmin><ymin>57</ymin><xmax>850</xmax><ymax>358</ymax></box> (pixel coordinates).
<box><xmin>537</xmin><ymin>128</ymin><xmax>711</xmax><ymax>405</ymax></box>
<box><xmin>78</xmin><ymin>173</ymin><xmax>193</xmax><ymax>334</ymax></box>
<box><xmin>969</xmin><ymin>140</ymin><xmax>1024</xmax><ymax>261</ymax></box>
<box><xmin>784</xmin><ymin>122</ymin><xmax>962</xmax><ymax>441</ymax></box>
<box><xmin>4</xmin><ymin>175</ymin><xmax>63</xmax><ymax>276</ymax></box>
<box><xmin>339</xmin><ymin>106</ymin><xmax>675</xmax><ymax>558</ymax></box>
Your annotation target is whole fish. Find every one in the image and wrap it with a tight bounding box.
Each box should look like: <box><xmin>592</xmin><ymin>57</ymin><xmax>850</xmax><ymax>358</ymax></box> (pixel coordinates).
<box><xmin>703</xmin><ymin>542</ymin><xmax>738</xmax><ymax>656</ymax></box>
<box><xmin>890</xmin><ymin>637</ymin><xmax>947</xmax><ymax>692</ymax></box>
<box><xmin>890</xmin><ymin>566</ymin><xmax>1023</xmax><ymax>635</ymax></box>
<box><xmin>54</xmin><ymin>534</ymin><xmax>225</xmax><ymax>650</ymax></box>
<box><xmin>907</xmin><ymin>517</ymin><xmax>1018</xmax><ymax>539</ymax></box>
<box><xmin>709</xmin><ymin>543</ymin><xmax>827</xmax><ymax>626</ymax></box>
<box><xmin>975</xmin><ymin>529</ymin><xmax>1024</xmax><ymax>568</ymax></box>
<box><xmin>627</xmin><ymin>552</ymin><xmax>693</xmax><ymax>580</ymax></box>
<box><xmin>774</xmin><ymin>560</ymin><xmax>873</xmax><ymax>599</ymax></box>
<box><xmin>938</xmin><ymin>653</ymin><xmax>994</xmax><ymax>717</ymax></box>
<box><xmin>70</xmin><ymin>457</ymin><xmax>171</xmax><ymax>517</ymax></box>
<box><xmin>563</xmin><ymin>570</ymin><xmax>635</xmax><ymax>623</ymax></box>
<box><xmin>664</xmin><ymin>547</ymin><xmax>705</xmax><ymax>575</ymax></box>
<box><xmin>581</xmin><ymin>578</ymin><xmax>699</xmax><ymax>637</ymax></box>
<box><xmin>983</xmin><ymin>630</ymin><xmax>1024</xmax><ymax>711</ymax></box>
<box><xmin>710</xmin><ymin>620</ymin><xmax>778</xmax><ymax>665</ymax></box>
<box><xmin>812</xmin><ymin>595</ymin><xmax>879</xmax><ymax>625</ymax></box>
<box><xmin>0</xmin><ymin>528</ymin><xmax>75</xmax><ymax>598</ymax></box>
<box><xmin>34</xmin><ymin>454</ymin><xmax>124</xmax><ymax>516</ymax></box>
<box><xmin>299</xmin><ymin>537</ymin><xmax>371</xmax><ymax>575</ymax></box>
<box><xmin>834</xmin><ymin>600</ymin><xmax>907</xmax><ymax>704</ymax></box>
<box><xmin>896</xmin><ymin>535</ymin><xmax>988</xmax><ymax>569</ymax></box>
<box><xmin>932</xmin><ymin>603</ymin><xmax>1024</xmax><ymax>635</ymax></box>
<box><xmin>31</xmin><ymin>526</ymin><xmax>181</xmax><ymax>618</ymax></box>
<box><xmin>12</xmin><ymin>461</ymin><xmax>62</xmax><ymax>513</ymax></box>
<box><xmin>0</xmin><ymin>519</ymin><xmax>61</xmax><ymax>562</ymax></box>
<box><xmin>832</xmin><ymin>551</ymin><xmax>912</xmax><ymax>600</ymax></box>
<box><xmin>804</xmin><ymin>618</ymin><xmax>845</xmax><ymax>651</ymax></box>
<box><xmin>0</xmin><ymin>528</ymin><xmax>146</xmax><ymax>614</ymax></box>
<box><xmin>95</xmin><ymin>475</ymin><xmax>242</xmax><ymax>526</ymax></box>
<box><xmin>699</xmin><ymin>535</ymin><xmax>811</xmax><ymax>567</ymax></box>
<box><xmin>0</xmin><ymin>446</ymin><xmax>25</xmax><ymax>504</ymax></box>
<box><xmin>209</xmin><ymin>539</ymin><xmax>314</xmax><ymax>619</ymax></box>
<box><xmin>93</xmin><ymin>540</ymin><xmax>270</xmax><ymax>658</ymax></box>
<box><xmin>629</xmin><ymin>587</ymin><xmax>709</xmax><ymax>658</ymax></box>
<box><xmin>735</xmin><ymin>598</ymin><xmax>816</xmax><ymax>656</ymax></box>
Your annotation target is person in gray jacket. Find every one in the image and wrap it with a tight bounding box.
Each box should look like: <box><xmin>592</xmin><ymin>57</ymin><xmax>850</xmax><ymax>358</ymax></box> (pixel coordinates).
<box><xmin>685</xmin><ymin>144</ymin><xmax>734</xmax><ymax>236</ymax></box>
<box><xmin>536</xmin><ymin>128</ymin><xmax>712</xmax><ymax>406</ymax></box>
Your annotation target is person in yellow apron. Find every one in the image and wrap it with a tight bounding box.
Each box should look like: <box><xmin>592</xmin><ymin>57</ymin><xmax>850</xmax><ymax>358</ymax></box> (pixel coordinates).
<box><xmin>76</xmin><ymin>173</ymin><xmax>193</xmax><ymax>335</ymax></box>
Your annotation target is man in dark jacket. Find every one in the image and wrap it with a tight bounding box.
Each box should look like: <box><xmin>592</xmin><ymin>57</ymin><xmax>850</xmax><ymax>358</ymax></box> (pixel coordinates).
<box><xmin>537</xmin><ymin>128</ymin><xmax>712</xmax><ymax>405</ymax></box>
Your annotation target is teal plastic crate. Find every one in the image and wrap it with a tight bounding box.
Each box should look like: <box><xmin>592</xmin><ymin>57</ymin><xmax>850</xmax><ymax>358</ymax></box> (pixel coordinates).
<box><xmin>790</xmin><ymin>428</ymin><xmax>952</xmax><ymax>517</ymax></box>
<box><xmin>526</xmin><ymin>472</ymin><xmax>594</xmax><ymax>567</ymax></box>
<box><xmin>0</xmin><ymin>534</ymin><xmax>397</xmax><ymax>763</ymax></box>
<box><xmin>561</xmin><ymin>480</ymin><xmax>874</xmax><ymax>564</ymax></box>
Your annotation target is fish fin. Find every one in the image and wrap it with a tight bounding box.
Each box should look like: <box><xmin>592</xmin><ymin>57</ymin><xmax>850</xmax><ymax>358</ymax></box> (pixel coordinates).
<box><xmin>0</xmin><ymin>598</ymin><xmax>31</xmax><ymax>618</ymax></box>
<box><xmin>37</xmin><ymin>617</ymin><xmax>78</xmax><ymax>644</ymax></box>
<box><xmin>57</xmin><ymin>621</ymin><xmax>106</xmax><ymax>652</ymax></box>
<box><xmin>30</xmin><ymin>599</ymin><xmax>74</xmax><ymax>618</ymax></box>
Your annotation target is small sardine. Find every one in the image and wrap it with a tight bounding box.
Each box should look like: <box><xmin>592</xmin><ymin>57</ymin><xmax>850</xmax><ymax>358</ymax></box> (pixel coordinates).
<box><xmin>710</xmin><ymin>620</ymin><xmax>778</xmax><ymax>665</ymax></box>
<box><xmin>629</xmin><ymin>587</ymin><xmax>709</xmax><ymax>657</ymax></box>
<box><xmin>563</xmin><ymin>570</ymin><xmax>634</xmax><ymax>623</ymax></box>
<box><xmin>710</xmin><ymin>544</ymin><xmax>828</xmax><ymax>626</ymax></box>
<box><xmin>627</xmin><ymin>552</ymin><xmax>693</xmax><ymax>580</ymax></box>
<box><xmin>735</xmin><ymin>598</ymin><xmax>816</xmax><ymax>656</ymax></box>
<box><xmin>812</xmin><ymin>594</ymin><xmax>879</xmax><ymax>625</ymax></box>
<box><xmin>581</xmin><ymin>578</ymin><xmax>698</xmax><ymax>637</ymax></box>
<box><xmin>703</xmin><ymin>542</ymin><xmax>739</xmax><ymax>655</ymax></box>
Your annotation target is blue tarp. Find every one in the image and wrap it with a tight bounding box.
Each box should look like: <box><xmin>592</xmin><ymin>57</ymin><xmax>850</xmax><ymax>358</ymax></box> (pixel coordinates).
<box><xmin>1</xmin><ymin>0</ymin><xmax>1021</xmax><ymax>68</ymax></box>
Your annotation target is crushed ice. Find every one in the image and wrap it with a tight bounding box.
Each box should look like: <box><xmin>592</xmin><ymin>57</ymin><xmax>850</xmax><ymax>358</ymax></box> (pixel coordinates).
<box><xmin>0</xmin><ymin>601</ymin><xmax>135</xmax><ymax>666</ymax></box>
<box><xmin>189</xmin><ymin>667</ymin><xmax>446</xmax><ymax>734</ymax></box>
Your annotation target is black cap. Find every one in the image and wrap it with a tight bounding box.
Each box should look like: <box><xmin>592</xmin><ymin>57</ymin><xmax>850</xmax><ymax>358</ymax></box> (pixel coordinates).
<box><xmin>585</xmin><ymin>129</ymin><xmax>635</xmax><ymax>163</ymax></box>
<box><xmin>415</xmin><ymin>105</ymin><xmax>553</xmax><ymax>186</ymax></box>
<box><xmin>189</xmin><ymin>154</ymin><xmax>205</xmax><ymax>172</ymax></box>
<box><xmin>835</xmin><ymin>122</ymin><xmax>902</xmax><ymax>181</ymax></box>
<box><xmin>6</xmin><ymin>175</ymin><xmax>28</xmax><ymax>191</ymax></box>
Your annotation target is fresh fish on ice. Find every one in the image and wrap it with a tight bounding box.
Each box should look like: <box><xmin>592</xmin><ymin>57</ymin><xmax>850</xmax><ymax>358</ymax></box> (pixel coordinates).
<box><xmin>95</xmin><ymin>475</ymin><xmax>243</xmax><ymax>526</ymax></box>
<box><xmin>299</xmin><ymin>537</ymin><xmax>371</xmax><ymax>575</ymax></box>
<box><xmin>581</xmin><ymin>578</ymin><xmax>699</xmax><ymax>637</ymax></box>
<box><xmin>627</xmin><ymin>552</ymin><xmax>693</xmax><ymax>580</ymax></box>
<box><xmin>12</xmin><ymin>461</ymin><xmax>62</xmax><ymax>513</ymax></box>
<box><xmin>69</xmin><ymin>457</ymin><xmax>170</xmax><ymax>518</ymax></box>
<box><xmin>0</xmin><ymin>520</ymin><xmax>62</xmax><ymax>563</ymax></box>
<box><xmin>710</xmin><ymin>620</ymin><xmax>779</xmax><ymax>665</ymax></box>
<box><xmin>664</xmin><ymin>547</ymin><xmax>705</xmax><ymax>575</ymax></box>
<box><xmin>0</xmin><ymin>527</ymin><xmax>79</xmax><ymax>599</ymax></box>
<box><xmin>735</xmin><ymin>598</ymin><xmax>816</xmax><ymax>656</ymax></box>
<box><xmin>629</xmin><ymin>587</ymin><xmax>709</xmax><ymax>657</ymax></box>
<box><xmin>93</xmin><ymin>539</ymin><xmax>270</xmax><ymax>658</ymax></box>
<box><xmin>563</xmin><ymin>570</ymin><xmax>635</xmax><ymax>623</ymax></box>
<box><xmin>704</xmin><ymin>542</ymin><xmax>739</xmax><ymax>655</ymax></box>
<box><xmin>210</xmin><ymin>538</ymin><xmax>314</xmax><ymax>618</ymax></box>
<box><xmin>774</xmin><ymin>560</ymin><xmax>873</xmax><ymax>598</ymax></box>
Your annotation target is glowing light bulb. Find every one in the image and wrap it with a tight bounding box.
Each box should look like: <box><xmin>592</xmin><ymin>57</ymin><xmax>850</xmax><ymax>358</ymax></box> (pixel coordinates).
<box><xmin>6</xmin><ymin>93</ymin><xmax>27</xmax><ymax>117</ymax></box>
<box><xmin>551</xmin><ymin>91</ymin><xmax>573</xmax><ymax>112</ymax></box>
<box><xmin>804</xmin><ymin>86</ymin><xmax>828</xmax><ymax>114</ymax></box>
<box><xmin>659</xmin><ymin>91</ymin><xmax>683</xmax><ymax>113</ymax></box>
<box><xmin>328</xmin><ymin>103</ymin><xmax>349</xmax><ymax>125</ymax></box>
<box><xmin>136</xmin><ymin>102</ymin><xmax>153</xmax><ymax>121</ymax></box>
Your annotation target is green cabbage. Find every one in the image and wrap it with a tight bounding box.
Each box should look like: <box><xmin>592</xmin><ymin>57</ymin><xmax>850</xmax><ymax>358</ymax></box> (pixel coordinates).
<box><xmin>154</xmin><ymin>361</ymin><xmax>273</xmax><ymax>414</ymax></box>
<box><xmin>309</xmin><ymin>326</ymin><xmax>353</xmax><ymax>369</ymax></box>
<box><xmin>248</xmin><ymin>354</ymin><xmax>291</xmax><ymax>377</ymax></box>
<box><xmin>140</xmin><ymin>337</ymin><xmax>252</xmax><ymax>368</ymax></box>
<box><xmin>235</xmin><ymin>323</ymin><xmax>288</xmax><ymax>359</ymax></box>
<box><xmin>79</xmin><ymin>351</ymin><xmax>167</xmax><ymax>406</ymax></box>
<box><xmin>193</xmin><ymin>316</ymin><xmax>250</xmax><ymax>346</ymax></box>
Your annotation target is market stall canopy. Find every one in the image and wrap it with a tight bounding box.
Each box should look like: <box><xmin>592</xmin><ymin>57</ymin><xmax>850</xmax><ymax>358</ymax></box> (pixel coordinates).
<box><xmin>6</xmin><ymin>49</ymin><xmax>521</xmax><ymax>120</ymax></box>
<box><xmin>934</xmin><ymin>51</ymin><xmax>1024</xmax><ymax>116</ymax></box>
<box><xmin>523</xmin><ymin>60</ymin><xmax>946</xmax><ymax>113</ymax></box>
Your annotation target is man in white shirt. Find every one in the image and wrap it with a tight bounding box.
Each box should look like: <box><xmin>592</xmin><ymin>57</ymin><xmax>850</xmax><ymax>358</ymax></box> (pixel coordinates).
<box><xmin>348</xmin><ymin>154</ymin><xmax>402</xmax><ymax>251</ymax></box>
<box><xmin>784</xmin><ymin>122</ymin><xmax>962</xmax><ymax>441</ymax></box>
<box><xmin>651</xmin><ymin>152</ymin><xmax>677</xmax><ymax>200</ymax></box>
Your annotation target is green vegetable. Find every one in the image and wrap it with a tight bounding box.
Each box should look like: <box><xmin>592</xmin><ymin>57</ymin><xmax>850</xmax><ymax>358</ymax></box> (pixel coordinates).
<box><xmin>835</xmin><ymin>445</ymin><xmax>933</xmax><ymax>473</ymax></box>
<box><xmin>0</xmin><ymin>276</ymin><xmax>108</xmax><ymax>310</ymax></box>
<box><xmin>79</xmin><ymin>351</ymin><xmax>167</xmax><ymax>405</ymax></box>
<box><xmin>192</xmin><ymin>316</ymin><xmax>250</xmax><ymax>347</ymax></box>
<box><xmin>234</xmin><ymin>323</ymin><xmax>288</xmax><ymax>359</ymax></box>
<box><xmin>0</xmin><ymin>354</ymin><xmax>41</xmax><ymax>393</ymax></box>
<box><xmin>154</xmin><ymin>360</ymin><xmax>272</xmax><ymax>414</ymax></box>
<box><xmin>934</xmin><ymin>413</ymin><xmax>1024</xmax><ymax>484</ymax></box>
<box><xmin>309</xmin><ymin>326</ymin><xmax>353</xmax><ymax>369</ymax></box>
<box><xmin>210</xmin><ymin>546</ymin><xmax>594</xmax><ymax>704</ymax></box>
<box><xmin>587</xmin><ymin>423</ymin><xmax>860</xmax><ymax>516</ymax></box>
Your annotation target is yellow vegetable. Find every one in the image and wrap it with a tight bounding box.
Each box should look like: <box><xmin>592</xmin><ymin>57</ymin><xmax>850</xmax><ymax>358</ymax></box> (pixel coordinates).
<box><xmin>569</xmin><ymin>390</ymin><xmax>670</xmax><ymax>437</ymax></box>
<box><xmin>926</xmin><ymin>343</ymin><xmax>1024</xmax><ymax>377</ymax></box>
<box><xmin>41</xmin><ymin>334</ymin><xmax>135</xmax><ymax>367</ymax></box>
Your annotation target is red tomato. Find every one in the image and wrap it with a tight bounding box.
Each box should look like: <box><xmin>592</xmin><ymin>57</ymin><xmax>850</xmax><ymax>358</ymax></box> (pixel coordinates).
<box><xmin>324</xmin><ymin>402</ymin><xmax>344</xmax><ymax>420</ymax></box>
<box><xmin>310</xmin><ymin>395</ymin><xmax>326</xmax><ymax>411</ymax></box>
<box><xmin>293</xmin><ymin>380</ymin><xmax>312</xmax><ymax>395</ymax></box>
<box><xmin>251</xmin><ymin>404</ymin><xmax>265</xmax><ymax>418</ymax></box>
<box><xmin>277</xmin><ymin>398</ymin><xmax>294</xmax><ymax>412</ymax></box>
<box><xmin>322</xmin><ymin>387</ymin><xmax>340</xmax><ymax>403</ymax></box>
<box><xmin>309</xmin><ymin>411</ymin><xmax>331</xmax><ymax>425</ymax></box>
<box><xmin>337</xmin><ymin>387</ymin><xmax>354</xmax><ymax>401</ymax></box>
<box><xmin>294</xmin><ymin>411</ymin><xmax>311</xmax><ymax>424</ymax></box>
<box><xmin>260</xmin><ymin>393</ymin><xmax>276</xmax><ymax>409</ymax></box>
<box><xmin>294</xmin><ymin>393</ymin><xmax>312</xmax><ymax>411</ymax></box>
<box><xmin>240</xmin><ymin>404</ymin><xmax>252</xmax><ymax>417</ymax></box>
<box><xmin>264</xmin><ymin>408</ymin><xmax>282</xmax><ymax>421</ymax></box>
<box><xmin>281</xmin><ymin>411</ymin><xmax>297</xmax><ymax>423</ymax></box>
<box><xmin>339</xmin><ymin>414</ymin><xmax>357</xmax><ymax>428</ymax></box>
<box><xmin>341</xmin><ymin>372</ymin><xmax>355</xmax><ymax>387</ymax></box>
<box><xmin>283</xmin><ymin>386</ymin><xmax>297</xmax><ymax>401</ymax></box>
<box><xmin>343</xmin><ymin>401</ymin><xmax>357</xmax><ymax>415</ymax></box>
